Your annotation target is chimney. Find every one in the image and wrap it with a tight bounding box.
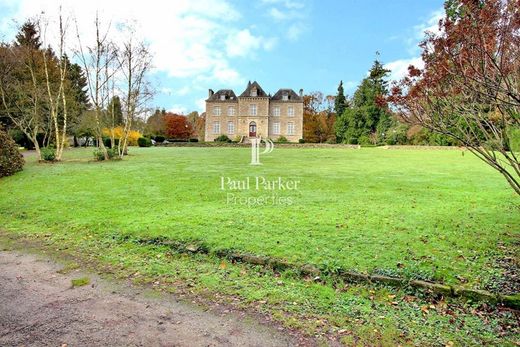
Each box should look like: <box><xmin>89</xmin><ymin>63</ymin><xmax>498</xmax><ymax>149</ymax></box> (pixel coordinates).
<box><xmin>299</xmin><ymin>88</ymin><xmax>303</xmax><ymax>97</ymax></box>
<box><xmin>208</xmin><ymin>89</ymin><xmax>214</xmax><ymax>98</ymax></box>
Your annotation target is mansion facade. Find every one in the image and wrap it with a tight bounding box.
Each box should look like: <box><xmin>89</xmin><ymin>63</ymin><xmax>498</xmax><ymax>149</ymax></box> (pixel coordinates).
<box><xmin>205</xmin><ymin>81</ymin><xmax>303</xmax><ymax>142</ymax></box>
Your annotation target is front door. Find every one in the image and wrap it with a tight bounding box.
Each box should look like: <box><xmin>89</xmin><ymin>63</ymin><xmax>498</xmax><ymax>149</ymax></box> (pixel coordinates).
<box><xmin>249</xmin><ymin>122</ymin><xmax>257</xmax><ymax>137</ymax></box>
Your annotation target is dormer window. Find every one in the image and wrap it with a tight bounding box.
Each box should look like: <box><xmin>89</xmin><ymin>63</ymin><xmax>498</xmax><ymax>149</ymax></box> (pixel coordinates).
<box><xmin>251</xmin><ymin>88</ymin><xmax>257</xmax><ymax>97</ymax></box>
<box><xmin>220</xmin><ymin>94</ymin><xmax>226</xmax><ymax>100</ymax></box>
<box><xmin>282</xmin><ymin>94</ymin><xmax>288</xmax><ymax>101</ymax></box>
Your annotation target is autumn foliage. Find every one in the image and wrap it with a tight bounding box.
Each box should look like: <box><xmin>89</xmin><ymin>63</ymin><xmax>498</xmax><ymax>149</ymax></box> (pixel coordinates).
<box><xmin>164</xmin><ymin>113</ymin><xmax>193</xmax><ymax>140</ymax></box>
<box><xmin>303</xmin><ymin>92</ymin><xmax>336</xmax><ymax>143</ymax></box>
<box><xmin>389</xmin><ymin>0</ymin><xmax>520</xmax><ymax>195</ymax></box>
<box><xmin>103</xmin><ymin>127</ymin><xmax>142</xmax><ymax>146</ymax></box>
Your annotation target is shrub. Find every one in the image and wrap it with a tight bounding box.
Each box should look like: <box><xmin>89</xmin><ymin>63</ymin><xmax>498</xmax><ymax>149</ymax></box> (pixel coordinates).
<box><xmin>277</xmin><ymin>136</ymin><xmax>288</xmax><ymax>143</ymax></box>
<box><xmin>102</xmin><ymin>127</ymin><xmax>143</xmax><ymax>146</ymax></box>
<box><xmin>233</xmin><ymin>135</ymin><xmax>242</xmax><ymax>143</ymax></box>
<box><xmin>102</xmin><ymin>136</ymin><xmax>111</xmax><ymax>148</ymax></box>
<box><xmin>357</xmin><ymin>135</ymin><xmax>371</xmax><ymax>145</ymax></box>
<box><xmin>0</xmin><ymin>128</ymin><xmax>24</xmax><ymax>178</ymax></box>
<box><xmin>326</xmin><ymin>137</ymin><xmax>336</xmax><ymax>144</ymax></box>
<box><xmin>40</xmin><ymin>147</ymin><xmax>56</xmax><ymax>161</ymax></box>
<box><xmin>189</xmin><ymin>138</ymin><xmax>199</xmax><ymax>142</ymax></box>
<box><xmin>214</xmin><ymin>134</ymin><xmax>231</xmax><ymax>143</ymax></box>
<box><xmin>298</xmin><ymin>138</ymin><xmax>305</xmax><ymax>144</ymax></box>
<box><xmin>155</xmin><ymin>135</ymin><xmax>165</xmax><ymax>143</ymax></box>
<box><xmin>137</xmin><ymin>137</ymin><xmax>152</xmax><ymax>147</ymax></box>
<box><xmin>93</xmin><ymin>147</ymin><xmax>118</xmax><ymax>161</ymax></box>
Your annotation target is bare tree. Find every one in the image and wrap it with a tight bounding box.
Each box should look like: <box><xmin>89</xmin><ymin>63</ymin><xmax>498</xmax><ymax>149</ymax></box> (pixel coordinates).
<box><xmin>41</xmin><ymin>11</ymin><xmax>70</xmax><ymax>161</ymax></box>
<box><xmin>0</xmin><ymin>42</ymin><xmax>46</xmax><ymax>160</ymax></box>
<box><xmin>116</xmin><ymin>31</ymin><xmax>153</xmax><ymax>158</ymax></box>
<box><xmin>75</xmin><ymin>13</ymin><xmax>118</xmax><ymax>160</ymax></box>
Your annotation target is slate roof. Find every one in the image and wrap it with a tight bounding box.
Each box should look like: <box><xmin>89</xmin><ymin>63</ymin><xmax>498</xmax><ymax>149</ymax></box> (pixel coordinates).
<box><xmin>239</xmin><ymin>81</ymin><xmax>269</xmax><ymax>97</ymax></box>
<box><xmin>271</xmin><ymin>88</ymin><xmax>303</xmax><ymax>102</ymax></box>
<box><xmin>207</xmin><ymin>89</ymin><xmax>238</xmax><ymax>102</ymax></box>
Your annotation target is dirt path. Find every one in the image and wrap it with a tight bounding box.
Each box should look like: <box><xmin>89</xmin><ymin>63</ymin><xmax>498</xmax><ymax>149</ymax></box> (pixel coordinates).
<box><xmin>0</xmin><ymin>250</ymin><xmax>299</xmax><ymax>347</ymax></box>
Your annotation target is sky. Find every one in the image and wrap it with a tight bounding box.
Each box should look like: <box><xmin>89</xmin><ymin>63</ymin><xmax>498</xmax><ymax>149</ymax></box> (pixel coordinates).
<box><xmin>0</xmin><ymin>0</ymin><xmax>444</xmax><ymax>114</ymax></box>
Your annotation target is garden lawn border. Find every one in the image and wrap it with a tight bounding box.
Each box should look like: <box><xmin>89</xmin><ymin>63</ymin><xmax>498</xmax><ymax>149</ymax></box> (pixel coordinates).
<box><xmin>134</xmin><ymin>236</ymin><xmax>520</xmax><ymax>309</ymax></box>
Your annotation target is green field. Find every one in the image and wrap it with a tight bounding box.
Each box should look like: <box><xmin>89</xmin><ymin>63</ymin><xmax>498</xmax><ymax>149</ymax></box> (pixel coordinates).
<box><xmin>0</xmin><ymin>147</ymin><xmax>518</xmax><ymax>345</ymax></box>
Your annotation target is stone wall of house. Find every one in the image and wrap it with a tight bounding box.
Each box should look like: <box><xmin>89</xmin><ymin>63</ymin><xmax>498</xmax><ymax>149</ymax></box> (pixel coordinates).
<box><xmin>205</xmin><ymin>90</ymin><xmax>303</xmax><ymax>142</ymax></box>
<box><xmin>204</xmin><ymin>101</ymin><xmax>238</xmax><ymax>142</ymax></box>
<box><xmin>237</xmin><ymin>97</ymin><xmax>270</xmax><ymax>139</ymax></box>
<box><xmin>268</xmin><ymin>101</ymin><xmax>303</xmax><ymax>142</ymax></box>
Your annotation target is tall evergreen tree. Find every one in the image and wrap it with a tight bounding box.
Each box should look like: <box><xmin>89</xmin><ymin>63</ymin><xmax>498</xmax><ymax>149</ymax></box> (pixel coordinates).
<box><xmin>64</xmin><ymin>55</ymin><xmax>90</xmax><ymax>112</ymax></box>
<box><xmin>336</xmin><ymin>57</ymin><xmax>392</xmax><ymax>144</ymax></box>
<box><xmin>334</xmin><ymin>80</ymin><xmax>347</xmax><ymax>117</ymax></box>
<box><xmin>107</xmin><ymin>96</ymin><xmax>123</xmax><ymax>126</ymax></box>
<box><xmin>15</xmin><ymin>20</ymin><xmax>41</xmax><ymax>49</ymax></box>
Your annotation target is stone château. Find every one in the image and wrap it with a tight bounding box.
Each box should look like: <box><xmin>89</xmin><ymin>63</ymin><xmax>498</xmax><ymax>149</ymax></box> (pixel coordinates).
<box><xmin>205</xmin><ymin>81</ymin><xmax>303</xmax><ymax>142</ymax></box>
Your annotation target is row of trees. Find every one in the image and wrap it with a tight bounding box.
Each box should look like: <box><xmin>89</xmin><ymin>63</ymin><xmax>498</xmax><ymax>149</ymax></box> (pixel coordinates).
<box><xmin>0</xmin><ymin>12</ymin><xmax>153</xmax><ymax>161</ymax></box>
<box><xmin>309</xmin><ymin>0</ymin><xmax>518</xmax><ymax>196</ymax></box>
<box><xmin>145</xmin><ymin>109</ymin><xmax>205</xmax><ymax>141</ymax></box>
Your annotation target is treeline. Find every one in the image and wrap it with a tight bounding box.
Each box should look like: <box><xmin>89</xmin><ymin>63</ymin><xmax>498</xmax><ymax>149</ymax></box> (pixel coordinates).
<box><xmin>144</xmin><ymin>109</ymin><xmax>205</xmax><ymax>143</ymax></box>
<box><xmin>0</xmin><ymin>14</ymin><xmax>152</xmax><ymax>161</ymax></box>
<box><xmin>303</xmin><ymin>58</ymin><xmax>457</xmax><ymax>146</ymax></box>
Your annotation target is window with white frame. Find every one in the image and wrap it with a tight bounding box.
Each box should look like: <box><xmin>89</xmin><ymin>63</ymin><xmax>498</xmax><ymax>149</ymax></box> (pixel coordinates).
<box><xmin>213</xmin><ymin>106</ymin><xmax>221</xmax><ymax>116</ymax></box>
<box><xmin>227</xmin><ymin>121</ymin><xmax>235</xmax><ymax>134</ymax></box>
<box><xmin>249</xmin><ymin>104</ymin><xmax>257</xmax><ymax>116</ymax></box>
<box><xmin>287</xmin><ymin>122</ymin><xmax>295</xmax><ymax>135</ymax></box>
<box><xmin>220</xmin><ymin>94</ymin><xmax>226</xmax><ymax>100</ymax></box>
<box><xmin>282</xmin><ymin>94</ymin><xmax>288</xmax><ymax>101</ymax></box>
<box><xmin>273</xmin><ymin>122</ymin><xmax>280</xmax><ymax>135</ymax></box>
<box><xmin>251</xmin><ymin>88</ymin><xmax>257</xmax><ymax>97</ymax></box>
<box><xmin>228</xmin><ymin>106</ymin><xmax>235</xmax><ymax>116</ymax></box>
<box><xmin>287</xmin><ymin>106</ymin><xmax>294</xmax><ymax>117</ymax></box>
<box><xmin>273</xmin><ymin>106</ymin><xmax>280</xmax><ymax>116</ymax></box>
<box><xmin>213</xmin><ymin>121</ymin><xmax>220</xmax><ymax>134</ymax></box>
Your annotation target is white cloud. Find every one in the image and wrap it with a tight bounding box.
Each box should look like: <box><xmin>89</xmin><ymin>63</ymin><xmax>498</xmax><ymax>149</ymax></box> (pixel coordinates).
<box><xmin>269</xmin><ymin>8</ymin><xmax>287</xmax><ymax>21</ymax></box>
<box><xmin>415</xmin><ymin>8</ymin><xmax>444</xmax><ymax>38</ymax></box>
<box><xmin>406</xmin><ymin>8</ymin><xmax>444</xmax><ymax>55</ymax></box>
<box><xmin>385</xmin><ymin>56</ymin><xmax>424</xmax><ymax>82</ymax></box>
<box><xmin>168</xmin><ymin>104</ymin><xmax>188</xmax><ymax>115</ymax></box>
<box><xmin>225</xmin><ymin>28</ymin><xmax>277</xmax><ymax>58</ymax></box>
<box><xmin>261</xmin><ymin>0</ymin><xmax>304</xmax><ymax>9</ymax></box>
<box><xmin>287</xmin><ymin>23</ymin><xmax>304</xmax><ymax>41</ymax></box>
<box><xmin>0</xmin><ymin>0</ymin><xmax>252</xmax><ymax>86</ymax></box>
<box><xmin>385</xmin><ymin>9</ymin><xmax>442</xmax><ymax>82</ymax></box>
<box><xmin>195</xmin><ymin>98</ymin><xmax>206</xmax><ymax>113</ymax></box>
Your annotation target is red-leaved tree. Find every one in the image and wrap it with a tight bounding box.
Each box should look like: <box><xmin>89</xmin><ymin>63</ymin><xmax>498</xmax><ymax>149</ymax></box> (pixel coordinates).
<box><xmin>164</xmin><ymin>113</ymin><xmax>193</xmax><ymax>140</ymax></box>
<box><xmin>389</xmin><ymin>0</ymin><xmax>520</xmax><ymax>195</ymax></box>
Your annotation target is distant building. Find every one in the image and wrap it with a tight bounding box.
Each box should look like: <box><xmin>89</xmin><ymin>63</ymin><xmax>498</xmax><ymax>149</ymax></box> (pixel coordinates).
<box><xmin>205</xmin><ymin>81</ymin><xmax>303</xmax><ymax>142</ymax></box>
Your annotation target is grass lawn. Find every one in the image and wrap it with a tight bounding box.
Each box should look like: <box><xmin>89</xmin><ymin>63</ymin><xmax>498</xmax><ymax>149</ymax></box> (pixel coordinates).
<box><xmin>0</xmin><ymin>146</ymin><xmax>518</xmax><ymax>345</ymax></box>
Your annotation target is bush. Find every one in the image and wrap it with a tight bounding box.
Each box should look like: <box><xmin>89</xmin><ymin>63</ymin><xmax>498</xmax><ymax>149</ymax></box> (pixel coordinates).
<box><xmin>357</xmin><ymin>135</ymin><xmax>371</xmax><ymax>146</ymax></box>
<box><xmin>214</xmin><ymin>134</ymin><xmax>232</xmax><ymax>143</ymax></box>
<box><xmin>298</xmin><ymin>138</ymin><xmax>305</xmax><ymax>144</ymax></box>
<box><xmin>0</xmin><ymin>128</ymin><xmax>24</xmax><ymax>178</ymax></box>
<box><xmin>189</xmin><ymin>138</ymin><xmax>199</xmax><ymax>142</ymax></box>
<box><xmin>326</xmin><ymin>137</ymin><xmax>336</xmax><ymax>144</ymax></box>
<box><xmin>277</xmin><ymin>136</ymin><xmax>288</xmax><ymax>143</ymax></box>
<box><xmin>93</xmin><ymin>147</ymin><xmax>118</xmax><ymax>161</ymax></box>
<box><xmin>137</xmin><ymin>137</ymin><xmax>152</xmax><ymax>147</ymax></box>
<box><xmin>40</xmin><ymin>147</ymin><xmax>56</xmax><ymax>161</ymax></box>
<box><xmin>102</xmin><ymin>136</ymin><xmax>111</xmax><ymax>148</ymax></box>
<box><xmin>154</xmin><ymin>135</ymin><xmax>165</xmax><ymax>143</ymax></box>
